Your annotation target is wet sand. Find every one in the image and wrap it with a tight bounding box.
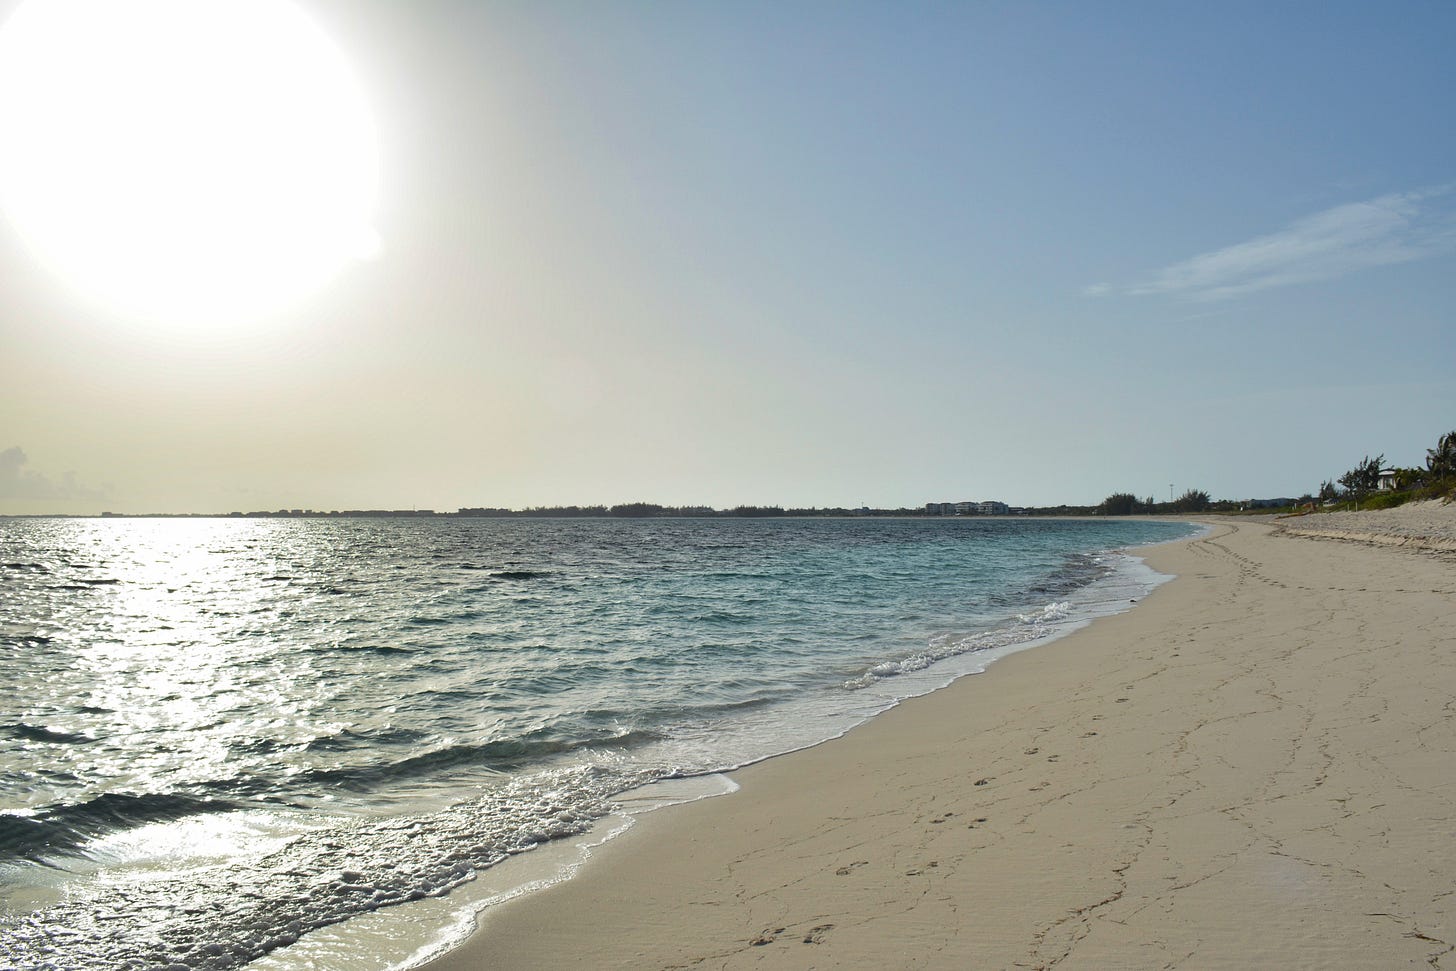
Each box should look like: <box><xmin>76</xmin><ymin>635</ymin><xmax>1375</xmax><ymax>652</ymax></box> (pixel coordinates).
<box><xmin>422</xmin><ymin>512</ymin><xmax>1456</xmax><ymax>969</ymax></box>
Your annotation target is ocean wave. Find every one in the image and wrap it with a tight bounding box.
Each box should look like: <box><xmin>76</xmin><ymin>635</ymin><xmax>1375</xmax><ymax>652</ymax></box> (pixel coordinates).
<box><xmin>0</xmin><ymin>792</ymin><xmax>245</xmax><ymax>862</ymax></box>
<box><xmin>312</xmin><ymin>643</ymin><xmax>416</xmax><ymax>656</ymax></box>
<box><xmin>0</xmin><ymin>632</ymin><xmax>53</xmax><ymax>647</ymax></box>
<box><xmin>1017</xmin><ymin>600</ymin><xmax>1072</xmax><ymax>624</ymax></box>
<box><xmin>0</xmin><ymin>515</ymin><xmax>1198</xmax><ymax>970</ymax></box>
<box><xmin>456</xmin><ymin>568</ymin><xmax>553</xmax><ymax>580</ymax></box>
<box><xmin>202</xmin><ymin>729</ymin><xmax>672</xmax><ymax>806</ymax></box>
<box><xmin>0</xmin><ymin>764</ymin><xmax>656</xmax><ymax>970</ymax></box>
<box><xmin>842</xmin><ymin>599</ymin><xmax>1079</xmax><ymax>690</ymax></box>
<box><xmin>315</xmin><ymin>730</ymin><xmax>660</xmax><ymax>783</ymax></box>
<box><xmin>4</xmin><ymin>722</ymin><xmax>93</xmax><ymax>745</ymax></box>
<box><xmin>296</xmin><ymin>726</ymin><xmax>430</xmax><ymax>754</ymax></box>
<box><xmin>2</xmin><ymin>731</ymin><xmax>666</xmax><ymax>865</ymax></box>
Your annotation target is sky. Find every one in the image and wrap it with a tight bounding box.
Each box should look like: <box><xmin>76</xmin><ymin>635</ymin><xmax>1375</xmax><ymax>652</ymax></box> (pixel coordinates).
<box><xmin>1</xmin><ymin>0</ymin><xmax>1453</xmax><ymax>514</ymax></box>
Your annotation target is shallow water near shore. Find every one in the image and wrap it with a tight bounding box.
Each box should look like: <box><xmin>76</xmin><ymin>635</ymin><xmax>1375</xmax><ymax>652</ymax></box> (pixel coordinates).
<box><xmin>0</xmin><ymin>516</ymin><xmax>1196</xmax><ymax>969</ymax></box>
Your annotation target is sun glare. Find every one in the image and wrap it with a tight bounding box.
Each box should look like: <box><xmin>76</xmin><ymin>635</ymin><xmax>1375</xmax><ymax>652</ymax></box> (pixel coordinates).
<box><xmin>0</xmin><ymin>0</ymin><xmax>380</xmax><ymax>327</ymax></box>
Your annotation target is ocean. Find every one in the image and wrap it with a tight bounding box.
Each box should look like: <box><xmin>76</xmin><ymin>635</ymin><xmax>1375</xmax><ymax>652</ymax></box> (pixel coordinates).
<box><xmin>0</xmin><ymin>515</ymin><xmax>1198</xmax><ymax>970</ymax></box>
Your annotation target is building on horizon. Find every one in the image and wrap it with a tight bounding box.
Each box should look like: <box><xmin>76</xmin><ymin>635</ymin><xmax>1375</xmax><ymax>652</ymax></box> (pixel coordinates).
<box><xmin>926</xmin><ymin>500</ymin><xmax>1011</xmax><ymax>516</ymax></box>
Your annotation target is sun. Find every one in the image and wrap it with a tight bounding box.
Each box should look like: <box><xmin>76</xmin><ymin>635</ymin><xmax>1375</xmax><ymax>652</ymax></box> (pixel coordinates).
<box><xmin>0</xmin><ymin>0</ymin><xmax>380</xmax><ymax>327</ymax></box>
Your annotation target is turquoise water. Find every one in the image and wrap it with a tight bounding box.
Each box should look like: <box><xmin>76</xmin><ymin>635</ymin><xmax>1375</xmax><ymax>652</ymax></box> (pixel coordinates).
<box><xmin>0</xmin><ymin>515</ymin><xmax>1196</xmax><ymax>969</ymax></box>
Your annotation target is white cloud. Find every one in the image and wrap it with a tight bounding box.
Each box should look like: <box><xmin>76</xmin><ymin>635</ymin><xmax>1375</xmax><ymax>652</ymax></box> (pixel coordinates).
<box><xmin>1104</xmin><ymin>187</ymin><xmax>1456</xmax><ymax>301</ymax></box>
<box><xmin>0</xmin><ymin>446</ymin><xmax>108</xmax><ymax>501</ymax></box>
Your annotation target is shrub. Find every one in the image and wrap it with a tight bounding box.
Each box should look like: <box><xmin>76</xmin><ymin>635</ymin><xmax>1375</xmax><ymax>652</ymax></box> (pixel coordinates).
<box><xmin>1361</xmin><ymin>491</ymin><xmax>1411</xmax><ymax>511</ymax></box>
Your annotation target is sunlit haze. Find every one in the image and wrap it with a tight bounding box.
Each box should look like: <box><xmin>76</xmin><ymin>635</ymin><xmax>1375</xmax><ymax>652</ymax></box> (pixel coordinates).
<box><xmin>1</xmin><ymin>1</ymin><xmax>1452</xmax><ymax>514</ymax></box>
<box><xmin>0</xmin><ymin>0</ymin><xmax>378</xmax><ymax>327</ymax></box>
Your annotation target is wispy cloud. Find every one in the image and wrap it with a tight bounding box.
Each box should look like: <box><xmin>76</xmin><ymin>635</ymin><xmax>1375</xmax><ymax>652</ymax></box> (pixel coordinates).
<box><xmin>1094</xmin><ymin>187</ymin><xmax>1456</xmax><ymax>301</ymax></box>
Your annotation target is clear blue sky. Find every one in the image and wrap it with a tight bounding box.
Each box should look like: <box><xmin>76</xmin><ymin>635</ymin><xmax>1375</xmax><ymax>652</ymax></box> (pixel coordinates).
<box><xmin>1</xmin><ymin>0</ymin><xmax>1452</xmax><ymax>512</ymax></box>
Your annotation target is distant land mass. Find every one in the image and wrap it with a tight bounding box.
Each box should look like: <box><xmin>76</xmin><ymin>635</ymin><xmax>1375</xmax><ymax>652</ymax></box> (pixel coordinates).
<box><xmin>10</xmin><ymin>497</ymin><xmax>1255</xmax><ymax>519</ymax></box>
<box><xmin>87</xmin><ymin>503</ymin><xmax>1019</xmax><ymax>519</ymax></box>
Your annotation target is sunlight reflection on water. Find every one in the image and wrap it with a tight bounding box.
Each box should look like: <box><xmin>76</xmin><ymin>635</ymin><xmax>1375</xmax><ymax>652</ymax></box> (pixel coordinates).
<box><xmin>1</xmin><ymin>515</ymin><xmax>1196</xmax><ymax>969</ymax></box>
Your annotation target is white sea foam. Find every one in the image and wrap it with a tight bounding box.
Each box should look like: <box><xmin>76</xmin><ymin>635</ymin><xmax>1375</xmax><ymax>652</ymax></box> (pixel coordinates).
<box><xmin>378</xmin><ymin>552</ymin><xmax>1176</xmax><ymax>970</ymax></box>
<box><xmin>350</xmin><ymin>549</ymin><xmax>1188</xmax><ymax>971</ymax></box>
<box><xmin>0</xmin><ymin>516</ymin><xmax>1201</xmax><ymax>971</ymax></box>
<box><xmin>1018</xmin><ymin>600</ymin><xmax>1072</xmax><ymax>624</ymax></box>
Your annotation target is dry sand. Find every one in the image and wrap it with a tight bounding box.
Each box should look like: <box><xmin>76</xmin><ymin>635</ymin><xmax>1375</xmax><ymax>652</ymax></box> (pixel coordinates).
<box><xmin>422</xmin><ymin>513</ymin><xmax>1456</xmax><ymax>970</ymax></box>
<box><xmin>1274</xmin><ymin>498</ymin><xmax>1456</xmax><ymax>553</ymax></box>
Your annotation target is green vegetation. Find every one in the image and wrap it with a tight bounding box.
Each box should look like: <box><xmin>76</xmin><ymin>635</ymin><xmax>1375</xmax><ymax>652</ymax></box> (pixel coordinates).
<box><xmin>1337</xmin><ymin>454</ymin><xmax>1384</xmax><ymax>501</ymax></box>
<box><xmin>1429</xmin><ymin>430</ymin><xmax>1456</xmax><ymax>478</ymax></box>
<box><xmin>1359</xmin><ymin>491</ymin><xmax>1412</xmax><ymax>511</ymax></box>
<box><xmin>1098</xmin><ymin>493</ymin><xmax>1142</xmax><ymax>516</ymax></box>
<box><xmin>1174</xmin><ymin>489</ymin><xmax>1212</xmax><ymax>513</ymax></box>
<box><xmin>1095</xmin><ymin>489</ymin><xmax>1214</xmax><ymax>516</ymax></box>
<box><xmin>1092</xmin><ymin>428</ymin><xmax>1454</xmax><ymax>519</ymax></box>
<box><xmin>1307</xmin><ymin>429</ymin><xmax>1456</xmax><ymax>513</ymax></box>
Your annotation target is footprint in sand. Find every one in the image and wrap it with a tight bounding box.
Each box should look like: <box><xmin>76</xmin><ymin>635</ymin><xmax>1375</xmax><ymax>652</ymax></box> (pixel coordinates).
<box><xmin>803</xmin><ymin>924</ymin><xmax>835</xmax><ymax>944</ymax></box>
<box><xmin>750</xmin><ymin>927</ymin><xmax>787</xmax><ymax>946</ymax></box>
<box><xmin>835</xmin><ymin>860</ymin><xmax>869</xmax><ymax>876</ymax></box>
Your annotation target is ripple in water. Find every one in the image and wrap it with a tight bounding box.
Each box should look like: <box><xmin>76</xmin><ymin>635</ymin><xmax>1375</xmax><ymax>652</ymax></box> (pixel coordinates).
<box><xmin>0</xmin><ymin>516</ymin><xmax>1197</xmax><ymax>968</ymax></box>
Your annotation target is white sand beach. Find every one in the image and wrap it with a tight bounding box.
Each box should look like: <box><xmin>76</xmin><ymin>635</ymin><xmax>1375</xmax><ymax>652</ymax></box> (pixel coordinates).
<box><xmin>423</xmin><ymin>509</ymin><xmax>1456</xmax><ymax>969</ymax></box>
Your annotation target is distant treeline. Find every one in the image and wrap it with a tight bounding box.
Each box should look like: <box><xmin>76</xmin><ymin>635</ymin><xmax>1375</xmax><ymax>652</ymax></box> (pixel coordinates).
<box><xmin>459</xmin><ymin>502</ymin><xmax>1120</xmax><ymax>518</ymax></box>
<box><xmin>460</xmin><ymin>503</ymin><xmax>931</xmax><ymax>518</ymax></box>
<box><xmin>80</xmin><ymin>503</ymin><xmax>1108</xmax><ymax>520</ymax></box>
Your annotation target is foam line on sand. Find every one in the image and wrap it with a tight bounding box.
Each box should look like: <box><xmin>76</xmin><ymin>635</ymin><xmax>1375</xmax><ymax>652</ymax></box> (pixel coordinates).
<box><xmin>420</xmin><ymin>516</ymin><xmax>1456</xmax><ymax>970</ymax></box>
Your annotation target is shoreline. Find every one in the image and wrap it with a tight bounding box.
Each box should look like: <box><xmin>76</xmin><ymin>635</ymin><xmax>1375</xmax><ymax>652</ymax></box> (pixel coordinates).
<box><xmin>1</xmin><ymin>517</ymin><xmax>1195</xmax><ymax>971</ymax></box>
<box><xmin>267</xmin><ymin>528</ymin><xmax>1193</xmax><ymax>971</ymax></box>
<box><xmin>417</xmin><ymin>514</ymin><xmax>1456</xmax><ymax>969</ymax></box>
<box><xmin>368</xmin><ymin>539</ymin><xmax>1188</xmax><ymax>969</ymax></box>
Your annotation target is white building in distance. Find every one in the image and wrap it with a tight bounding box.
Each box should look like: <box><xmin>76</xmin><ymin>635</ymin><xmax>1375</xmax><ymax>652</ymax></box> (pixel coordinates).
<box><xmin>925</xmin><ymin>500</ymin><xmax>1010</xmax><ymax>516</ymax></box>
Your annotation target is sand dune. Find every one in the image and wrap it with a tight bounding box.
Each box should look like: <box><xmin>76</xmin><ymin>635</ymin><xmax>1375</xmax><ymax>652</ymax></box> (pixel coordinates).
<box><xmin>1275</xmin><ymin>498</ymin><xmax>1456</xmax><ymax>553</ymax></box>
